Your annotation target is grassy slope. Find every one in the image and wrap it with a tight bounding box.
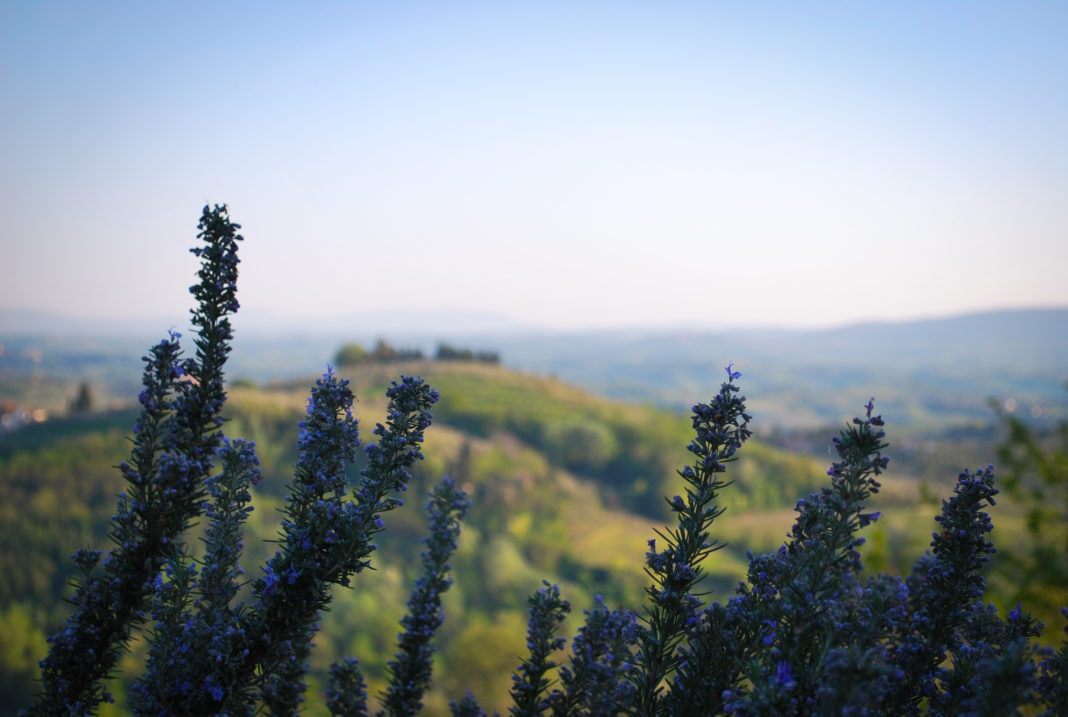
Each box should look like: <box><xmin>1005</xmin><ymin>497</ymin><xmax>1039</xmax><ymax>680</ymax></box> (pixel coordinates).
<box><xmin>0</xmin><ymin>361</ymin><xmax>1049</xmax><ymax>715</ymax></box>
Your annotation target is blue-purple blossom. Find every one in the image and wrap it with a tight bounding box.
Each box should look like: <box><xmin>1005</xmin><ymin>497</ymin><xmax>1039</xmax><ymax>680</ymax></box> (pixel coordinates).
<box><xmin>631</xmin><ymin>368</ymin><xmax>752</xmax><ymax>713</ymax></box>
<box><xmin>380</xmin><ymin>476</ymin><xmax>470</xmax><ymax>716</ymax></box>
<box><xmin>34</xmin><ymin>206</ymin><xmax>240</xmax><ymax>716</ymax></box>
<box><xmin>510</xmin><ymin>581</ymin><xmax>571</xmax><ymax>716</ymax></box>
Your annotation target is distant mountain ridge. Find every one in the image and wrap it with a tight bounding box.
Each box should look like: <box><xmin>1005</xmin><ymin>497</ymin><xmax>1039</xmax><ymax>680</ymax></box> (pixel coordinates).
<box><xmin>3</xmin><ymin>307</ymin><xmax>1066</xmax><ymax>431</ymax></box>
<box><xmin>490</xmin><ymin>308</ymin><xmax>1068</xmax><ymax>424</ymax></box>
<box><xmin>4</xmin><ymin>305</ymin><xmax>1066</xmax><ymax>344</ymax></box>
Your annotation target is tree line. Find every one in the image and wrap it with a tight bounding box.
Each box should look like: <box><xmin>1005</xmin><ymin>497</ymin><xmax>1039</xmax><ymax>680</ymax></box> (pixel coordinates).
<box><xmin>335</xmin><ymin>340</ymin><xmax>500</xmax><ymax>367</ymax></box>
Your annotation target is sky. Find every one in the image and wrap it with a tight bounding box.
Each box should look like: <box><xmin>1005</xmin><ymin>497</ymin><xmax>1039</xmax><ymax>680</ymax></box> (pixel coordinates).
<box><xmin>2</xmin><ymin>1</ymin><xmax>1067</xmax><ymax>332</ymax></box>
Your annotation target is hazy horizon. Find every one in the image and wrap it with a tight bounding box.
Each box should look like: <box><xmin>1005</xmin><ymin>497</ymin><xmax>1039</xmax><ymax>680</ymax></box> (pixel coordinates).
<box><xmin>3</xmin><ymin>302</ymin><xmax>1067</xmax><ymax>339</ymax></box>
<box><xmin>3</xmin><ymin>2</ymin><xmax>1066</xmax><ymax>331</ymax></box>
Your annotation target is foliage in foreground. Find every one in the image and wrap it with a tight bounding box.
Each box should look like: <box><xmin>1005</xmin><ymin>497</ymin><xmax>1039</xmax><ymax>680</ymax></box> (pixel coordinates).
<box><xmin>27</xmin><ymin>206</ymin><xmax>1068</xmax><ymax>716</ymax></box>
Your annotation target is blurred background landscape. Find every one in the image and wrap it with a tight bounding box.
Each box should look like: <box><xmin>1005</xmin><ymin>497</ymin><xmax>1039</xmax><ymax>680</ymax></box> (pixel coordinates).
<box><xmin>1</xmin><ymin>309</ymin><xmax>1066</xmax><ymax>713</ymax></box>
<box><xmin>2</xmin><ymin>1</ymin><xmax>1067</xmax><ymax>713</ymax></box>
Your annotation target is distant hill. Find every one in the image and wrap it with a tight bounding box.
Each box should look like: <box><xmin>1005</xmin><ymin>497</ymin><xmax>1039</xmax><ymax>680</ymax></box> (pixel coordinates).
<box><xmin>3</xmin><ymin>307</ymin><xmax>1065</xmax><ymax>432</ymax></box>
<box><xmin>489</xmin><ymin>308</ymin><xmax>1068</xmax><ymax>431</ymax></box>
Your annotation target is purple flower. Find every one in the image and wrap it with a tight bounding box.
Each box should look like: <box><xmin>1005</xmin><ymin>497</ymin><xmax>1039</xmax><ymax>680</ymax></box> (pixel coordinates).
<box><xmin>773</xmin><ymin>661</ymin><xmax>796</xmax><ymax>690</ymax></box>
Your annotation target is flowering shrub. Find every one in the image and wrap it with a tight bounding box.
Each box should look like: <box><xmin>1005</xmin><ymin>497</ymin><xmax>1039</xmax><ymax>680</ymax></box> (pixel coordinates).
<box><xmin>26</xmin><ymin>206</ymin><xmax>1068</xmax><ymax>716</ymax></box>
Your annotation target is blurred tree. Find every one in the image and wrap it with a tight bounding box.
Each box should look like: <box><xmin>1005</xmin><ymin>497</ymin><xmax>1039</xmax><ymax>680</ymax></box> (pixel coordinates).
<box><xmin>0</xmin><ymin>603</ymin><xmax>46</xmax><ymax>713</ymax></box>
<box><xmin>335</xmin><ymin>343</ymin><xmax>370</xmax><ymax>366</ymax></box>
<box><xmin>435</xmin><ymin>343</ymin><xmax>500</xmax><ymax>364</ymax></box>
<box><xmin>68</xmin><ymin>380</ymin><xmax>93</xmax><ymax>415</ymax></box>
<box><xmin>372</xmin><ymin>339</ymin><xmax>399</xmax><ymax>362</ymax></box>
<box><xmin>335</xmin><ymin>341</ymin><xmax>426</xmax><ymax>365</ymax></box>
<box><xmin>451</xmin><ymin>440</ymin><xmax>473</xmax><ymax>487</ymax></box>
<box><xmin>993</xmin><ymin>384</ymin><xmax>1068</xmax><ymax>618</ymax></box>
<box><xmin>435</xmin><ymin>344</ymin><xmax>472</xmax><ymax>361</ymax></box>
<box><xmin>544</xmin><ymin>419</ymin><xmax>618</xmax><ymax>473</ymax></box>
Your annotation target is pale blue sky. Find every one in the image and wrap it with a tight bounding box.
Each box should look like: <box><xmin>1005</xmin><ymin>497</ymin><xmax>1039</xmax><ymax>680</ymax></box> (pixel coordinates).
<box><xmin>2</xmin><ymin>1</ymin><xmax>1066</xmax><ymax>331</ymax></box>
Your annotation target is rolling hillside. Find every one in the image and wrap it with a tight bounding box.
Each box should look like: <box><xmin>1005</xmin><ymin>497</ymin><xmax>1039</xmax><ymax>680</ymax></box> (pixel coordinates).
<box><xmin>1</xmin><ymin>361</ymin><xmax>837</xmax><ymax>714</ymax></box>
<box><xmin>0</xmin><ymin>360</ymin><xmax>1051</xmax><ymax>714</ymax></box>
